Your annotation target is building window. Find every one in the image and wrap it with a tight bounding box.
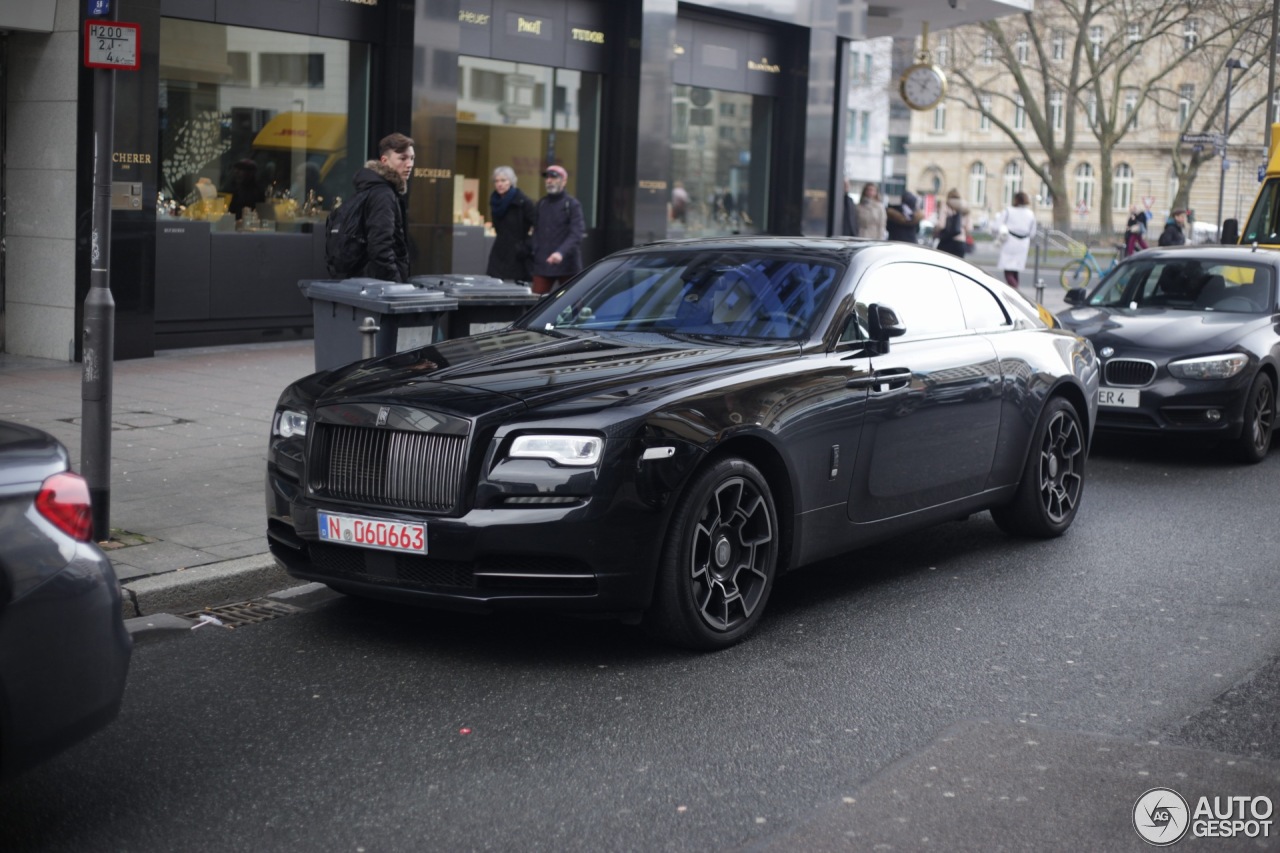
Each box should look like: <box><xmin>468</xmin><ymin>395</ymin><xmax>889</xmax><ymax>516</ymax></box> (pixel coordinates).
<box><xmin>259</xmin><ymin>53</ymin><xmax>324</xmax><ymax>88</ymax></box>
<box><xmin>1179</xmin><ymin>84</ymin><xmax>1194</xmax><ymax>126</ymax></box>
<box><xmin>859</xmin><ymin>110</ymin><xmax>871</xmax><ymax>147</ymax></box>
<box><xmin>1051</xmin><ymin>30</ymin><xmax>1065</xmax><ymax>61</ymax></box>
<box><xmin>864</xmin><ymin>53</ymin><xmax>873</xmax><ymax>83</ymax></box>
<box><xmin>979</xmin><ymin>93</ymin><xmax>991</xmax><ymax>131</ymax></box>
<box><xmin>1184</xmin><ymin>20</ymin><xmax>1199</xmax><ymax>50</ymax></box>
<box><xmin>1050</xmin><ymin>91</ymin><xmax>1064</xmax><ymax>130</ymax></box>
<box><xmin>1004</xmin><ymin>160</ymin><xmax>1023</xmax><ymax>207</ymax></box>
<box><xmin>158</xmin><ymin>20</ymin><xmax>369</xmax><ymax>221</ymax></box>
<box><xmin>970</xmin><ymin>161</ymin><xmax>987</xmax><ymax>208</ymax></box>
<box><xmin>1124</xmin><ymin>90</ymin><xmax>1139</xmax><ymax>129</ymax></box>
<box><xmin>1089</xmin><ymin>26</ymin><xmax>1103</xmax><ymax>62</ymax></box>
<box><xmin>1015</xmin><ymin>32</ymin><xmax>1029</xmax><ymax>64</ymax></box>
<box><xmin>1038</xmin><ymin>164</ymin><xmax>1053</xmax><ymax>209</ymax></box>
<box><xmin>983</xmin><ymin>34</ymin><xmax>995</xmax><ymax>64</ymax></box>
<box><xmin>1075</xmin><ymin>162</ymin><xmax>1095</xmax><ymax>210</ymax></box>
<box><xmin>1086</xmin><ymin>93</ymin><xmax>1097</xmax><ymax>127</ymax></box>
<box><xmin>1014</xmin><ymin>95</ymin><xmax>1026</xmax><ymax>131</ymax></box>
<box><xmin>1127</xmin><ymin>23</ymin><xmax>1141</xmax><ymax>45</ymax></box>
<box><xmin>933</xmin><ymin>102</ymin><xmax>946</xmax><ymax>131</ymax></box>
<box><xmin>936</xmin><ymin>33</ymin><xmax>950</xmax><ymax>67</ymax></box>
<box><xmin>846</xmin><ymin>108</ymin><xmax>857</xmax><ymax>140</ymax></box>
<box><xmin>849</xmin><ymin>49</ymin><xmax>861</xmax><ymax>85</ymax></box>
<box><xmin>1113</xmin><ymin>163</ymin><xmax>1134</xmax><ymax>210</ymax></box>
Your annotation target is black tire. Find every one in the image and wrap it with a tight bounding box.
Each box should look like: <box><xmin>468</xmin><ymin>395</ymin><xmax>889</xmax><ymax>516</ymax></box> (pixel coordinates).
<box><xmin>1059</xmin><ymin>261</ymin><xmax>1092</xmax><ymax>291</ymax></box>
<box><xmin>644</xmin><ymin>458</ymin><xmax>779</xmax><ymax>651</ymax></box>
<box><xmin>1233</xmin><ymin>372</ymin><xmax>1275</xmax><ymax>464</ymax></box>
<box><xmin>991</xmin><ymin>396</ymin><xmax>1086</xmax><ymax>538</ymax></box>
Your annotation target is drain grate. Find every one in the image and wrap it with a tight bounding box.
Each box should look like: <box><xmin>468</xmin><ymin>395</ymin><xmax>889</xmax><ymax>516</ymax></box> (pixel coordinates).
<box><xmin>184</xmin><ymin>598</ymin><xmax>300</xmax><ymax>628</ymax></box>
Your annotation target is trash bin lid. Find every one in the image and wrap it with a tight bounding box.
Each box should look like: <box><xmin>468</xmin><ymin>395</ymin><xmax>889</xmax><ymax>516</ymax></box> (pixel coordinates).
<box><xmin>409</xmin><ymin>274</ymin><xmax>538</xmax><ymax>302</ymax></box>
<box><xmin>299</xmin><ymin>278</ymin><xmax>458</xmax><ymax>313</ymax></box>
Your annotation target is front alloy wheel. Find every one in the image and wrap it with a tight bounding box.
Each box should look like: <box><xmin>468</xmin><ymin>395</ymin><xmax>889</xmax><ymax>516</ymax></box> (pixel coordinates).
<box><xmin>991</xmin><ymin>397</ymin><xmax>1085</xmax><ymax>537</ymax></box>
<box><xmin>1233</xmin><ymin>372</ymin><xmax>1275</xmax><ymax>464</ymax></box>
<box><xmin>645</xmin><ymin>458</ymin><xmax>779</xmax><ymax>650</ymax></box>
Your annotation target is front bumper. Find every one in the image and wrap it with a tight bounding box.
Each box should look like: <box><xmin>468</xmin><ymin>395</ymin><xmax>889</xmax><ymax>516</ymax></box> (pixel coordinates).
<box><xmin>1095</xmin><ymin>374</ymin><xmax>1253</xmax><ymax>436</ymax></box>
<box><xmin>267</xmin><ymin>465</ymin><xmax>668</xmax><ymax>615</ymax></box>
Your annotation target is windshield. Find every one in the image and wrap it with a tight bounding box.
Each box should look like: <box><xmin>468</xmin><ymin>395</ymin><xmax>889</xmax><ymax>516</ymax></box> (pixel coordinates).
<box><xmin>525</xmin><ymin>250</ymin><xmax>844</xmax><ymax>340</ymax></box>
<box><xmin>1086</xmin><ymin>259</ymin><xmax>1275</xmax><ymax>314</ymax></box>
<box><xmin>1242</xmin><ymin>178</ymin><xmax>1280</xmax><ymax>245</ymax></box>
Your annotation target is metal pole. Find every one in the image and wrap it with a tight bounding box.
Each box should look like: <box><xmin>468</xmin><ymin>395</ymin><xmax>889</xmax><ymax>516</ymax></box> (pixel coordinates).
<box><xmin>1217</xmin><ymin>63</ymin><xmax>1236</xmax><ymax>242</ymax></box>
<box><xmin>1270</xmin><ymin>0</ymin><xmax>1279</xmax><ymax>150</ymax></box>
<box><xmin>1033</xmin><ymin>229</ymin><xmax>1044</xmax><ymax>305</ymax></box>
<box><xmin>81</xmin><ymin>60</ymin><xmax>117</xmax><ymax>542</ymax></box>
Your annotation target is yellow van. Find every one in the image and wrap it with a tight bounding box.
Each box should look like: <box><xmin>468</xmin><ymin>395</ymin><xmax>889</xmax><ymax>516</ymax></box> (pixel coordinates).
<box><xmin>1238</xmin><ymin>123</ymin><xmax>1280</xmax><ymax>247</ymax></box>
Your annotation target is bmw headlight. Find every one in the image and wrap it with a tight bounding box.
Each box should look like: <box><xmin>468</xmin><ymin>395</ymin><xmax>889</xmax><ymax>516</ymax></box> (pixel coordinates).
<box><xmin>1167</xmin><ymin>353</ymin><xmax>1249</xmax><ymax>380</ymax></box>
<box><xmin>509</xmin><ymin>434</ymin><xmax>603</xmax><ymax>466</ymax></box>
<box><xmin>273</xmin><ymin>409</ymin><xmax>309</xmax><ymax>438</ymax></box>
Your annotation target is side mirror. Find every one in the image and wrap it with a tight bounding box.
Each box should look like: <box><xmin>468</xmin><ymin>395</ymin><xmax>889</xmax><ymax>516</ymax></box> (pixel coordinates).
<box><xmin>868</xmin><ymin>303</ymin><xmax>906</xmax><ymax>342</ymax></box>
<box><xmin>1063</xmin><ymin>287</ymin><xmax>1087</xmax><ymax>306</ymax></box>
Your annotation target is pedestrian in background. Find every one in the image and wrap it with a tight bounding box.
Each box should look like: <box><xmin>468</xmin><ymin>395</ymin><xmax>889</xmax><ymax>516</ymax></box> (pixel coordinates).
<box><xmin>1158</xmin><ymin>209</ymin><xmax>1188</xmax><ymax>246</ymax></box>
<box><xmin>530</xmin><ymin>164</ymin><xmax>585</xmax><ymax>295</ymax></box>
<box><xmin>936</xmin><ymin>189</ymin><xmax>970</xmax><ymax>258</ymax></box>
<box><xmin>486</xmin><ymin>165</ymin><xmax>537</xmax><ymax>282</ymax></box>
<box><xmin>1124</xmin><ymin>205</ymin><xmax>1150</xmax><ymax>256</ymax></box>
<box><xmin>344</xmin><ymin>132</ymin><xmax>414</xmax><ymax>281</ymax></box>
<box><xmin>994</xmin><ymin>191</ymin><xmax>1037</xmax><ymax>288</ymax></box>
<box><xmin>885</xmin><ymin>190</ymin><xmax>922</xmax><ymax>243</ymax></box>
<box><xmin>856</xmin><ymin>182</ymin><xmax>886</xmax><ymax>240</ymax></box>
<box><xmin>841</xmin><ymin>179</ymin><xmax>859</xmax><ymax>237</ymax></box>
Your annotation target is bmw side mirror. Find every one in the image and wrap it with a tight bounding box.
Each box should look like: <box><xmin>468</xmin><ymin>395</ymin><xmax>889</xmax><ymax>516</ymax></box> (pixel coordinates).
<box><xmin>1064</xmin><ymin>287</ymin><xmax>1087</xmax><ymax>306</ymax></box>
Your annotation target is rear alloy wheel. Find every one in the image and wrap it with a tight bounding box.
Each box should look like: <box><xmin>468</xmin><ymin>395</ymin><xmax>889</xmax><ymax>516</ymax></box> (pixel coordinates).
<box><xmin>1233</xmin><ymin>372</ymin><xmax>1275</xmax><ymax>464</ymax></box>
<box><xmin>991</xmin><ymin>396</ymin><xmax>1085</xmax><ymax>538</ymax></box>
<box><xmin>645</xmin><ymin>458</ymin><xmax>779</xmax><ymax>651</ymax></box>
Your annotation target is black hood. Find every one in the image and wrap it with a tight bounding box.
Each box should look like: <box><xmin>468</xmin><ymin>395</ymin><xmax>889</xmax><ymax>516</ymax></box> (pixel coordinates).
<box><xmin>1057</xmin><ymin>305</ymin><xmax>1271</xmax><ymax>354</ymax></box>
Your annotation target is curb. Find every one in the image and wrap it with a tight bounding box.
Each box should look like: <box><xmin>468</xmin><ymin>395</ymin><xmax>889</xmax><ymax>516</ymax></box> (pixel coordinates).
<box><xmin>121</xmin><ymin>553</ymin><xmax>292</xmax><ymax>618</ymax></box>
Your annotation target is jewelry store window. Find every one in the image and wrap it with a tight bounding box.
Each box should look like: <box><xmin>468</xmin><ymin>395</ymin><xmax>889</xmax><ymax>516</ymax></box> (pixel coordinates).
<box><xmin>454</xmin><ymin>56</ymin><xmax>601</xmax><ymax>274</ymax></box>
<box><xmin>158</xmin><ymin>19</ymin><xmax>370</xmax><ymax>230</ymax></box>
<box><xmin>669</xmin><ymin>86</ymin><xmax>772</xmax><ymax>238</ymax></box>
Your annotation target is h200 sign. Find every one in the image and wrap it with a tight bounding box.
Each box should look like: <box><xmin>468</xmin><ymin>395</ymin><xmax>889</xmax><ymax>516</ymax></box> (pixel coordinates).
<box><xmin>84</xmin><ymin>21</ymin><xmax>141</xmax><ymax>70</ymax></box>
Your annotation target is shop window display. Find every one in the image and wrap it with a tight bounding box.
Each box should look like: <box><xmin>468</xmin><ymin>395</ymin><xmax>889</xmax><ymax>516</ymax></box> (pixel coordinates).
<box><xmin>669</xmin><ymin>86</ymin><xmax>771</xmax><ymax>238</ymax></box>
<box><xmin>158</xmin><ymin>19</ymin><xmax>369</xmax><ymax>232</ymax></box>
<box><xmin>455</xmin><ymin>57</ymin><xmax>601</xmax><ymax>231</ymax></box>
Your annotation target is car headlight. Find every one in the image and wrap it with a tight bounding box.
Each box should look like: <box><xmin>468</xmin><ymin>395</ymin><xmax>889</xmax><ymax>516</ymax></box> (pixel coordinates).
<box><xmin>274</xmin><ymin>409</ymin><xmax>309</xmax><ymax>438</ymax></box>
<box><xmin>509</xmin><ymin>434</ymin><xmax>603</xmax><ymax>466</ymax></box>
<box><xmin>1167</xmin><ymin>353</ymin><xmax>1249</xmax><ymax>380</ymax></box>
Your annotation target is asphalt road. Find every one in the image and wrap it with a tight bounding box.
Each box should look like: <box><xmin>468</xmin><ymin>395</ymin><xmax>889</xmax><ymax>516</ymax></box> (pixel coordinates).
<box><xmin>3</xmin><ymin>438</ymin><xmax>1280</xmax><ymax>852</ymax></box>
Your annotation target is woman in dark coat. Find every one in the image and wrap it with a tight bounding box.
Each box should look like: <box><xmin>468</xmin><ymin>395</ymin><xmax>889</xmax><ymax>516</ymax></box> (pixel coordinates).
<box><xmin>486</xmin><ymin>166</ymin><xmax>537</xmax><ymax>282</ymax></box>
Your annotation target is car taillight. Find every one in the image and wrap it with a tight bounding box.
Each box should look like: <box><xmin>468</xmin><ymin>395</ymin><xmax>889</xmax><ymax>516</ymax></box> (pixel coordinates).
<box><xmin>36</xmin><ymin>471</ymin><xmax>94</xmax><ymax>542</ymax></box>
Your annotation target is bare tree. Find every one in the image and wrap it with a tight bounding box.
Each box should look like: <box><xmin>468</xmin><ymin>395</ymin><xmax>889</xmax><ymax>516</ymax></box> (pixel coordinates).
<box><xmin>943</xmin><ymin>0</ymin><xmax>1269</xmax><ymax>233</ymax></box>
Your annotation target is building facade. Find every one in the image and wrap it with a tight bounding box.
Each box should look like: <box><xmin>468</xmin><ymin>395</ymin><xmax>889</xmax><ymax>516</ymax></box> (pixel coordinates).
<box><xmin>0</xmin><ymin>0</ymin><xmax>1026</xmax><ymax>361</ymax></box>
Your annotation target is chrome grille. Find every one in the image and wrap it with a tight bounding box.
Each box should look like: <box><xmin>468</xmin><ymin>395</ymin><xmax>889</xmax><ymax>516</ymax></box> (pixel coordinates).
<box><xmin>310</xmin><ymin>424</ymin><xmax>466</xmax><ymax>513</ymax></box>
<box><xmin>1103</xmin><ymin>358</ymin><xmax>1156</xmax><ymax>387</ymax></box>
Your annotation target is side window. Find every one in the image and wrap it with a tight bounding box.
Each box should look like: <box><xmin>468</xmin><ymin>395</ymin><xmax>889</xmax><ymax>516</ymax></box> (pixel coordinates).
<box><xmin>951</xmin><ymin>273</ymin><xmax>1010</xmax><ymax>329</ymax></box>
<box><xmin>855</xmin><ymin>263</ymin><xmax>966</xmax><ymax>340</ymax></box>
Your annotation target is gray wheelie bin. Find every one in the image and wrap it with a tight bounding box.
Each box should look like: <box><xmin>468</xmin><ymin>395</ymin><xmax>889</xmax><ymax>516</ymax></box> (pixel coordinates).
<box><xmin>299</xmin><ymin>278</ymin><xmax>458</xmax><ymax>372</ymax></box>
<box><xmin>409</xmin><ymin>274</ymin><xmax>541</xmax><ymax>339</ymax></box>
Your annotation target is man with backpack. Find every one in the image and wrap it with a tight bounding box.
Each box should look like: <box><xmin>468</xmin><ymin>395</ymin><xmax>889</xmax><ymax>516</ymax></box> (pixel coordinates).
<box><xmin>529</xmin><ymin>164</ymin><xmax>585</xmax><ymax>295</ymax></box>
<box><xmin>325</xmin><ymin>133</ymin><xmax>415</xmax><ymax>282</ymax></box>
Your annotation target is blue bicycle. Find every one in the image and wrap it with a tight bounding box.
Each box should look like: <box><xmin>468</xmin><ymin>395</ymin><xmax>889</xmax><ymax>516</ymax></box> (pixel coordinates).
<box><xmin>1059</xmin><ymin>243</ymin><xmax>1124</xmax><ymax>290</ymax></box>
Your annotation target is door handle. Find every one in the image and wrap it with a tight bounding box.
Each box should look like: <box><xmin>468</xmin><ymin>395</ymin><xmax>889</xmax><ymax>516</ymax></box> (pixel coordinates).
<box><xmin>847</xmin><ymin>368</ymin><xmax>912</xmax><ymax>392</ymax></box>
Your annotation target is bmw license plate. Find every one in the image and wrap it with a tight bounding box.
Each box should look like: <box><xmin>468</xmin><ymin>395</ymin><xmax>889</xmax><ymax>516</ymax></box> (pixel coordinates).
<box><xmin>1098</xmin><ymin>387</ymin><xmax>1140</xmax><ymax>408</ymax></box>
<box><xmin>317</xmin><ymin>511</ymin><xmax>426</xmax><ymax>554</ymax></box>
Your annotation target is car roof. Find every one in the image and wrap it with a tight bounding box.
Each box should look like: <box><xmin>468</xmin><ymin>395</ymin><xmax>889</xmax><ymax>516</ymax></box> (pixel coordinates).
<box><xmin>1134</xmin><ymin>244</ymin><xmax>1280</xmax><ymax>264</ymax></box>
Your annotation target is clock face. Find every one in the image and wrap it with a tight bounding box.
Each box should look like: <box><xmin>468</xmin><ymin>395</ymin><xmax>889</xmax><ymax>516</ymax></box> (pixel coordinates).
<box><xmin>900</xmin><ymin>64</ymin><xmax>947</xmax><ymax>111</ymax></box>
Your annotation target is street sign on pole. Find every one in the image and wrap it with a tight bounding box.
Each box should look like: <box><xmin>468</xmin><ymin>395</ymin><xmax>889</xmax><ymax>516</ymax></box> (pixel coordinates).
<box><xmin>1180</xmin><ymin>132</ymin><xmax>1225</xmax><ymax>147</ymax></box>
<box><xmin>84</xmin><ymin>21</ymin><xmax>140</xmax><ymax>70</ymax></box>
<box><xmin>87</xmin><ymin>0</ymin><xmax>111</xmax><ymax>15</ymax></box>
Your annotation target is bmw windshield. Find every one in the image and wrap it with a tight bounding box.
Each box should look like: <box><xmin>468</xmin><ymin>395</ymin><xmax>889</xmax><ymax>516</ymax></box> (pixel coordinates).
<box><xmin>1085</xmin><ymin>259</ymin><xmax>1275</xmax><ymax>314</ymax></box>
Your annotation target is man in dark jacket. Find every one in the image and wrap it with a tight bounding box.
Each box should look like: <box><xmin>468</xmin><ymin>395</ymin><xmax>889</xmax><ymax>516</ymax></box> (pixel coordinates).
<box><xmin>530</xmin><ymin>164</ymin><xmax>585</xmax><ymax>295</ymax></box>
<box><xmin>354</xmin><ymin>133</ymin><xmax>414</xmax><ymax>282</ymax></box>
<box><xmin>1158</xmin><ymin>209</ymin><xmax>1188</xmax><ymax>247</ymax></box>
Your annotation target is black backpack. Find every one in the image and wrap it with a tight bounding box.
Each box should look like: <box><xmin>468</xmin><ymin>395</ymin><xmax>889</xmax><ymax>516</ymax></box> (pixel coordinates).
<box><xmin>324</xmin><ymin>189</ymin><xmax>371</xmax><ymax>278</ymax></box>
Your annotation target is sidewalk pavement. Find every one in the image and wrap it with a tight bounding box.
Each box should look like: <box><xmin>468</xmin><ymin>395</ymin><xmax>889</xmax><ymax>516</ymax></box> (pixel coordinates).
<box><xmin>0</xmin><ymin>255</ymin><xmax>1069</xmax><ymax>619</ymax></box>
<box><xmin>0</xmin><ymin>339</ymin><xmax>316</xmax><ymax>617</ymax></box>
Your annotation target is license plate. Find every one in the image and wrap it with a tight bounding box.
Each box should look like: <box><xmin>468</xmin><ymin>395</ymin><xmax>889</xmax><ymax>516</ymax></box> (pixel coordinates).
<box><xmin>1098</xmin><ymin>387</ymin><xmax>1141</xmax><ymax>408</ymax></box>
<box><xmin>317</xmin><ymin>511</ymin><xmax>426</xmax><ymax>554</ymax></box>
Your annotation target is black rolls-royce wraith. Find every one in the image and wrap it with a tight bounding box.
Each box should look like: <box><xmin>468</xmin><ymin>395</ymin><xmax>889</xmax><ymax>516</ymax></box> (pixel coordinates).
<box><xmin>267</xmin><ymin>238</ymin><xmax>1098</xmax><ymax>649</ymax></box>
